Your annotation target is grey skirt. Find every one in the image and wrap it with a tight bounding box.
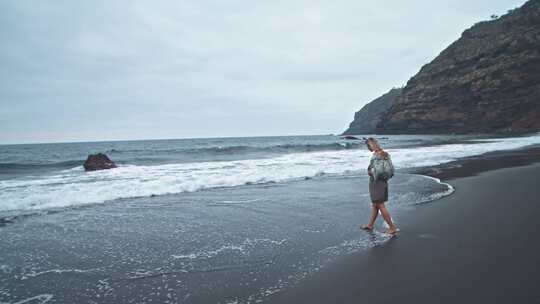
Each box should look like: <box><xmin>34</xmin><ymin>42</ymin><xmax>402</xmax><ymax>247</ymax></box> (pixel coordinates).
<box><xmin>369</xmin><ymin>177</ymin><xmax>388</xmax><ymax>203</ymax></box>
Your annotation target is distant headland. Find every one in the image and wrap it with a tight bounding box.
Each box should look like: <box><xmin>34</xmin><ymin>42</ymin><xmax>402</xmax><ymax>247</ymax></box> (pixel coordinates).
<box><xmin>343</xmin><ymin>0</ymin><xmax>540</xmax><ymax>135</ymax></box>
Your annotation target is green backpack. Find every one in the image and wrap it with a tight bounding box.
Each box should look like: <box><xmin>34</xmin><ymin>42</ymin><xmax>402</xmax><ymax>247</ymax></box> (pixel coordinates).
<box><xmin>372</xmin><ymin>154</ymin><xmax>395</xmax><ymax>181</ymax></box>
<box><xmin>379</xmin><ymin>155</ymin><xmax>395</xmax><ymax>180</ymax></box>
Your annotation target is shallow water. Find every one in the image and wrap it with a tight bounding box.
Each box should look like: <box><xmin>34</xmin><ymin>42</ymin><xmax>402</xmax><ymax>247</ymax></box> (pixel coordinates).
<box><xmin>1</xmin><ymin>173</ymin><xmax>449</xmax><ymax>304</ymax></box>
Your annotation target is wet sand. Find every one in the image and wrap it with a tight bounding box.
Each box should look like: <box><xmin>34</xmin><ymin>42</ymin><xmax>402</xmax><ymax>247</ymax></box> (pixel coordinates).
<box><xmin>275</xmin><ymin>146</ymin><xmax>540</xmax><ymax>303</ymax></box>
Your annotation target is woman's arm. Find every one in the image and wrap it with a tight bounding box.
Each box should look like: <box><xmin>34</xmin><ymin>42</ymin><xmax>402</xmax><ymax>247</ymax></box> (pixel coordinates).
<box><xmin>367</xmin><ymin>155</ymin><xmax>374</xmax><ymax>176</ymax></box>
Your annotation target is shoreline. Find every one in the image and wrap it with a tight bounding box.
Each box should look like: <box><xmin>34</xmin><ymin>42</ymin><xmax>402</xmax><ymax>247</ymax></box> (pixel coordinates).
<box><xmin>413</xmin><ymin>144</ymin><xmax>540</xmax><ymax>180</ymax></box>
<box><xmin>274</xmin><ymin>145</ymin><xmax>540</xmax><ymax>303</ymax></box>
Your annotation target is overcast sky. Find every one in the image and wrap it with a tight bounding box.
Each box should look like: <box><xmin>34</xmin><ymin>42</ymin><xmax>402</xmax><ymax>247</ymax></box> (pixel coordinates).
<box><xmin>0</xmin><ymin>0</ymin><xmax>527</xmax><ymax>144</ymax></box>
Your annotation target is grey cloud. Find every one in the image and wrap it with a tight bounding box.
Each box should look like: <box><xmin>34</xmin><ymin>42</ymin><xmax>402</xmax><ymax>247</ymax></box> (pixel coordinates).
<box><xmin>0</xmin><ymin>0</ymin><xmax>527</xmax><ymax>144</ymax></box>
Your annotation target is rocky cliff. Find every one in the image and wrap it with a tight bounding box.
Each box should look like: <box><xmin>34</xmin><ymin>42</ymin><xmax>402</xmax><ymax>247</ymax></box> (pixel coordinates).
<box><xmin>342</xmin><ymin>88</ymin><xmax>402</xmax><ymax>135</ymax></box>
<box><xmin>345</xmin><ymin>0</ymin><xmax>540</xmax><ymax>134</ymax></box>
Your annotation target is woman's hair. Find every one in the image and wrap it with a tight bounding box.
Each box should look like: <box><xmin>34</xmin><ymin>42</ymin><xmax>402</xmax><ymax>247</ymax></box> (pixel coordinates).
<box><xmin>366</xmin><ymin>137</ymin><xmax>389</xmax><ymax>159</ymax></box>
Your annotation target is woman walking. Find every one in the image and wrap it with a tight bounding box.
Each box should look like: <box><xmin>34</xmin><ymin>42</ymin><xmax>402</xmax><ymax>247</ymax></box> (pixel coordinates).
<box><xmin>361</xmin><ymin>137</ymin><xmax>399</xmax><ymax>235</ymax></box>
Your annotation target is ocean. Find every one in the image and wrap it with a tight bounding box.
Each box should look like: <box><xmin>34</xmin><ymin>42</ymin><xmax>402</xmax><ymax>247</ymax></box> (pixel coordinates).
<box><xmin>1</xmin><ymin>133</ymin><xmax>540</xmax><ymax>303</ymax></box>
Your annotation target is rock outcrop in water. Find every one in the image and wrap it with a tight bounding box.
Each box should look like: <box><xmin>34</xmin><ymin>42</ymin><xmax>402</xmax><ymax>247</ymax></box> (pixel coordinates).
<box><xmin>344</xmin><ymin>0</ymin><xmax>540</xmax><ymax>134</ymax></box>
<box><xmin>342</xmin><ymin>88</ymin><xmax>402</xmax><ymax>135</ymax></box>
<box><xmin>83</xmin><ymin>153</ymin><xmax>117</xmax><ymax>171</ymax></box>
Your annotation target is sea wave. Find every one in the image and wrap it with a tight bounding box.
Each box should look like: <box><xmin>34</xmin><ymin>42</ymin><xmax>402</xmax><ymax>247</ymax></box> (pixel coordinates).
<box><xmin>0</xmin><ymin>133</ymin><xmax>539</xmax><ymax>212</ymax></box>
<box><xmin>104</xmin><ymin>142</ymin><xmax>363</xmax><ymax>155</ymax></box>
<box><xmin>0</xmin><ymin>160</ymin><xmax>83</xmax><ymax>173</ymax></box>
<box><xmin>0</xmin><ymin>150</ymin><xmax>372</xmax><ymax>211</ymax></box>
<box><xmin>0</xmin><ymin>142</ymin><xmax>363</xmax><ymax>177</ymax></box>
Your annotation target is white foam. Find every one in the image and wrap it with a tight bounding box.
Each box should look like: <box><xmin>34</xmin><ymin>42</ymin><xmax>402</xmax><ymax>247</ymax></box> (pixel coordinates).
<box><xmin>7</xmin><ymin>294</ymin><xmax>53</xmax><ymax>304</ymax></box>
<box><xmin>20</xmin><ymin>268</ymin><xmax>102</xmax><ymax>280</ymax></box>
<box><xmin>388</xmin><ymin>133</ymin><xmax>540</xmax><ymax>169</ymax></box>
<box><xmin>171</xmin><ymin>238</ymin><xmax>287</xmax><ymax>260</ymax></box>
<box><xmin>412</xmin><ymin>174</ymin><xmax>456</xmax><ymax>204</ymax></box>
<box><xmin>1</xmin><ymin>133</ymin><xmax>539</xmax><ymax>211</ymax></box>
<box><xmin>172</xmin><ymin>244</ymin><xmax>246</xmax><ymax>260</ymax></box>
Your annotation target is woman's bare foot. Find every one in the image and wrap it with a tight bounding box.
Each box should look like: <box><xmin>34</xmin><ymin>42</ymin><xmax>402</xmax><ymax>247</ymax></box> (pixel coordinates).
<box><xmin>360</xmin><ymin>224</ymin><xmax>373</xmax><ymax>231</ymax></box>
<box><xmin>386</xmin><ymin>227</ymin><xmax>400</xmax><ymax>235</ymax></box>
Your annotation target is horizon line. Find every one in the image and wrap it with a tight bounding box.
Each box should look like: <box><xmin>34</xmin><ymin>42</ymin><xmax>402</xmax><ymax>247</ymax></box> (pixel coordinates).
<box><xmin>0</xmin><ymin>132</ymin><xmax>341</xmax><ymax>146</ymax></box>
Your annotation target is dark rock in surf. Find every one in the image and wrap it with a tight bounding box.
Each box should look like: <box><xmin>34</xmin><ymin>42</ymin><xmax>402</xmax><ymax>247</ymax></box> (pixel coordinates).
<box><xmin>83</xmin><ymin>153</ymin><xmax>117</xmax><ymax>171</ymax></box>
<box><xmin>0</xmin><ymin>217</ymin><xmax>14</xmax><ymax>227</ymax></box>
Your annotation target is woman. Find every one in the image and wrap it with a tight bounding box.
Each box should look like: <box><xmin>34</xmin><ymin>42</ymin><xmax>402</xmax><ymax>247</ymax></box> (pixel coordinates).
<box><xmin>361</xmin><ymin>137</ymin><xmax>399</xmax><ymax>235</ymax></box>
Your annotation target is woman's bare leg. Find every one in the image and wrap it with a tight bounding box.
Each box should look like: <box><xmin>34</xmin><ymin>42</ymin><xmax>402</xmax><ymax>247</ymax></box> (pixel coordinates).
<box><xmin>378</xmin><ymin>203</ymin><xmax>398</xmax><ymax>233</ymax></box>
<box><xmin>362</xmin><ymin>203</ymin><xmax>379</xmax><ymax>230</ymax></box>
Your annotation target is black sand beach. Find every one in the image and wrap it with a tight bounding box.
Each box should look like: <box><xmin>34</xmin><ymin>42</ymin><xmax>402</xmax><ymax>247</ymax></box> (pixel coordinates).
<box><xmin>275</xmin><ymin>146</ymin><xmax>540</xmax><ymax>303</ymax></box>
